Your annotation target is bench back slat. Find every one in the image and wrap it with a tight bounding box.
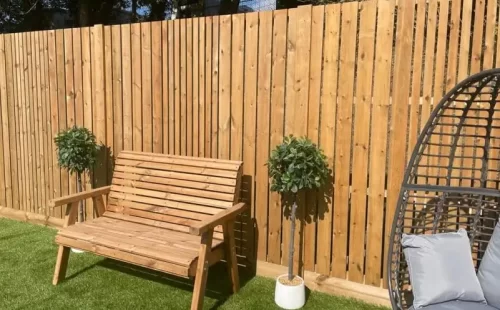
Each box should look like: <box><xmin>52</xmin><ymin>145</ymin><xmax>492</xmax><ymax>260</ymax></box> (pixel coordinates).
<box><xmin>107</xmin><ymin>152</ymin><xmax>243</xmax><ymax>233</ymax></box>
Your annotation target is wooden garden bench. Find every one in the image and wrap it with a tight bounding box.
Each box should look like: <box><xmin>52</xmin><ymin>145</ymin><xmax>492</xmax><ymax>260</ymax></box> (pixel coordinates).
<box><xmin>50</xmin><ymin>151</ymin><xmax>246</xmax><ymax>310</ymax></box>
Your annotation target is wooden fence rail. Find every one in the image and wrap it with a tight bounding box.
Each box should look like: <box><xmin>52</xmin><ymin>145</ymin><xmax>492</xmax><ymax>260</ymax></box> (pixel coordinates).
<box><xmin>0</xmin><ymin>0</ymin><xmax>498</xmax><ymax>288</ymax></box>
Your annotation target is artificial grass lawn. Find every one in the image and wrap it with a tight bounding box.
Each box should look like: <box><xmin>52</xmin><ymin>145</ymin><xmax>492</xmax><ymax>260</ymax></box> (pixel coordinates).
<box><xmin>0</xmin><ymin>218</ymin><xmax>389</xmax><ymax>310</ymax></box>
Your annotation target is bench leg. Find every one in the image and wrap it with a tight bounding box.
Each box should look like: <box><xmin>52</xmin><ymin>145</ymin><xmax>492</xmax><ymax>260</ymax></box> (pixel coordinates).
<box><xmin>53</xmin><ymin>245</ymin><xmax>70</xmax><ymax>285</ymax></box>
<box><xmin>223</xmin><ymin>221</ymin><xmax>240</xmax><ymax>293</ymax></box>
<box><xmin>191</xmin><ymin>230</ymin><xmax>214</xmax><ymax>310</ymax></box>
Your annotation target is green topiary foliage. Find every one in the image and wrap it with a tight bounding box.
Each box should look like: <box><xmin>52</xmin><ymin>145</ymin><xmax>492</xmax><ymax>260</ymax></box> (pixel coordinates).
<box><xmin>268</xmin><ymin>135</ymin><xmax>330</xmax><ymax>194</ymax></box>
<box><xmin>54</xmin><ymin>126</ymin><xmax>100</xmax><ymax>175</ymax></box>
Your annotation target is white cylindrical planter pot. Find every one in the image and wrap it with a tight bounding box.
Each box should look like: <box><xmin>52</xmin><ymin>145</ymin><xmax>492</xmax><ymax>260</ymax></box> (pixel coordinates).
<box><xmin>275</xmin><ymin>274</ymin><xmax>306</xmax><ymax>309</ymax></box>
<box><xmin>71</xmin><ymin>248</ymin><xmax>85</xmax><ymax>253</ymax></box>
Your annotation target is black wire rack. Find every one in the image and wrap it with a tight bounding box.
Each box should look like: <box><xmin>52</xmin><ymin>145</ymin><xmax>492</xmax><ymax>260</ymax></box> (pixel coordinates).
<box><xmin>387</xmin><ymin>69</ymin><xmax>500</xmax><ymax>310</ymax></box>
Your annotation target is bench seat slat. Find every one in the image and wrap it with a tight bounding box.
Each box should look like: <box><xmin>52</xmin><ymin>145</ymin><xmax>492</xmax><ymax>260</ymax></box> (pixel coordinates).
<box><xmin>60</xmin><ymin>225</ymin><xmax>194</xmax><ymax>265</ymax></box>
<box><xmin>87</xmin><ymin>216</ymin><xmax>222</xmax><ymax>246</ymax></box>
<box><xmin>103</xmin><ymin>212</ymin><xmax>225</xmax><ymax>239</ymax></box>
<box><xmin>56</xmin><ymin>235</ymin><xmax>191</xmax><ymax>277</ymax></box>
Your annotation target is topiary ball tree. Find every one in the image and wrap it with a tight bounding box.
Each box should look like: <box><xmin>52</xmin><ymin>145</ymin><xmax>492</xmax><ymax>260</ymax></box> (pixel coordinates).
<box><xmin>54</xmin><ymin>126</ymin><xmax>100</xmax><ymax>222</ymax></box>
<box><xmin>268</xmin><ymin>135</ymin><xmax>330</xmax><ymax>281</ymax></box>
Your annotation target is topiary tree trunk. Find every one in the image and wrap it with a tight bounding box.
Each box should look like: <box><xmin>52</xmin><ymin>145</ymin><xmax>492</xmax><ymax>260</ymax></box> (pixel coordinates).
<box><xmin>77</xmin><ymin>172</ymin><xmax>84</xmax><ymax>223</ymax></box>
<box><xmin>288</xmin><ymin>197</ymin><xmax>298</xmax><ymax>281</ymax></box>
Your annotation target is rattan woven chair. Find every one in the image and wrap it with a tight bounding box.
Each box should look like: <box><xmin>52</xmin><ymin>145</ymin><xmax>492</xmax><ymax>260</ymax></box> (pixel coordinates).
<box><xmin>387</xmin><ymin>69</ymin><xmax>500</xmax><ymax>310</ymax></box>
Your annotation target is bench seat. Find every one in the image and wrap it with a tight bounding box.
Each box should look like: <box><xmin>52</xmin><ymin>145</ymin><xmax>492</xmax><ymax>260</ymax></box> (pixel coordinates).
<box><xmin>56</xmin><ymin>215</ymin><xmax>225</xmax><ymax>278</ymax></box>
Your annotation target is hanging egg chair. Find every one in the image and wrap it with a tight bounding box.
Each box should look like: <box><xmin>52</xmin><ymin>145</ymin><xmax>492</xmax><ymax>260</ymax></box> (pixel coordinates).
<box><xmin>387</xmin><ymin>69</ymin><xmax>500</xmax><ymax>309</ymax></box>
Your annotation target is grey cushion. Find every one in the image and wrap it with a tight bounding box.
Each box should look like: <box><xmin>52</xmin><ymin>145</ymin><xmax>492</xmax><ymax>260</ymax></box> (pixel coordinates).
<box><xmin>409</xmin><ymin>300</ymin><xmax>498</xmax><ymax>310</ymax></box>
<box><xmin>478</xmin><ymin>221</ymin><xmax>500</xmax><ymax>308</ymax></box>
<box><xmin>402</xmin><ymin>229</ymin><xmax>486</xmax><ymax>309</ymax></box>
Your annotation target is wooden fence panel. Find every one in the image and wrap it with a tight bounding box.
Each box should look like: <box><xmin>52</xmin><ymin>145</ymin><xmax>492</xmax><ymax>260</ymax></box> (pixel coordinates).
<box><xmin>1</xmin><ymin>0</ymin><xmax>500</xmax><ymax>288</ymax></box>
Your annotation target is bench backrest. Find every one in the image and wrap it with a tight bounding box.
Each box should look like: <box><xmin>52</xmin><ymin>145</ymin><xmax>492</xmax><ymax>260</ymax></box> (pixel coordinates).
<box><xmin>107</xmin><ymin>151</ymin><xmax>243</xmax><ymax>234</ymax></box>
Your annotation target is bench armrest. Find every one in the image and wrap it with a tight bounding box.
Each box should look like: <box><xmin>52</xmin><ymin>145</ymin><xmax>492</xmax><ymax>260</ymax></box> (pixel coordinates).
<box><xmin>49</xmin><ymin>186</ymin><xmax>112</xmax><ymax>208</ymax></box>
<box><xmin>190</xmin><ymin>202</ymin><xmax>247</xmax><ymax>236</ymax></box>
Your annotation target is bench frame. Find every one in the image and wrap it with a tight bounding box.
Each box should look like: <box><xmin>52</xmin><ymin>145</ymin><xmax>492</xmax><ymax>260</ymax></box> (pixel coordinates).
<box><xmin>51</xmin><ymin>184</ymin><xmax>247</xmax><ymax>310</ymax></box>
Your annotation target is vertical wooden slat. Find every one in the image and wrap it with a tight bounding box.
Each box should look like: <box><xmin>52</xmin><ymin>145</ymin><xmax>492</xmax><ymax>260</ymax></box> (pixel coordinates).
<box><xmin>243</xmin><ymin>11</ymin><xmax>259</xmax><ymax>263</ymax></box>
<box><xmin>444</xmin><ymin>0</ymin><xmax>461</xmax><ymax>92</ymax></box>
<box><xmin>231</xmin><ymin>13</ymin><xmax>245</xmax><ymax>255</ymax></box>
<box><xmin>432</xmin><ymin>0</ymin><xmax>450</xmax><ymax>183</ymax></box>
<box><xmin>205</xmin><ymin>18</ymin><xmax>213</xmax><ymax>157</ymax></box>
<box><xmin>48</xmin><ymin>30</ymin><xmax>61</xmax><ymax>215</ymax></box>
<box><xmin>365</xmin><ymin>0</ymin><xmax>395</xmax><ymax>287</ymax></box>
<box><xmin>112</xmin><ymin>25</ymin><xmax>123</xmax><ymax>156</ymax></box>
<box><xmin>0</xmin><ymin>35</ymin><xmax>13</xmax><ymax>210</ymax></box>
<box><xmin>316</xmin><ymin>3</ymin><xmax>340</xmax><ymax>276</ymax></box>
<box><xmin>92</xmin><ymin>25</ymin><xmax>107</xmax><ymax>188</ymax></box>
<box><xmin>174</xmin><ymin>19</ymin><xmax>181</xmax><ymax>155</ymax></box>
<box><xmin>198</xmin><ymin>19</ymin><xmax>206</xmax><ymax>157</ymax></box>
<box><xmin>471</xmin><ymin>0</ymin><xmax>485</xmax><ymax>74</ymax></box>
<box><xmin>81</xmin><ymin>27</ymin><xmax>93</xmax><ymax>217</ymax></box>
<box><xmin>445</xmin><ymin>0</ymin><xmax>462</xmax><ymax>189</ymax></box>
<box><xmin>230</xmin><ymin>14</ymin><xmax>244</xmax><ymax>164</ymax></box>
<box><xmin>187</xmin><ymin>18</ymin><xmax>193</xmax><ymax>156</ymax></box>
<box><xmin>104</xmin><ymin>26</ymin><xmax>113</xmax><ymax>184</ymax></box>
<box><xmin>193</xmin><ymin>18</ymin><xmax>199</xmax><ymax>157</ymax></box>
<box><xmin>419</xmin><ymin>0</ymin><xmax>437</xmax><ymax>184</ymax></box>
<box><xmin>141</xmin><ymin>22</ymin><xmax>152</xmax><ymax>153</ymax></box>
<box><xmin>42</xmin><ymin>31</ymin><xmax>53</xmax><ymax>203</ymax></box>
<box><xmin>211</xmin><ymin>16</ymin><xmax>220</xmax><ymax>159</ymax></box>
<box><xmin>4</xmin><ymin>35</ymin><xmax>19</xmax><ymax>211</ymax></box>
<box><xmin>457</xmin><ymin>0</ymin><xmax>472</xmax><ymax>82</ymax></box>
<box><xmin>168</xmin><ymin>20</ymin><xmax>175</xmax><ymax>154</ymax></box>
<box><xmin>56</xmin><ymin>30</ymin><xmax>68</xmax><ymax>206</ymax></box>
<box><xmin>132</xmin><ymin>23</ymin><xmax>142</xmax><ymax>152</ymax></box>
<box><xmin>152</xmin><ymin>22</ymin><xmax>163</xmax><ymax>154</ymax></box>
<box><xmin>122</xmin><ymin>24</ymin><xmax>133</xmax><ymax>152</ymax></box>
<box><xmin>72</xmin><ymin>28</ymin><xmax>85</xmax><ymax>218</ymax></box>
<box><xmin>304</xmin><ymin>5</ymin><xmax>324</xmax><ymax>273</ymax></box>
<box><xmin>255</xmin><ymin>10</ymin><xmax>273</xmax><ymax>263</ymax></box>
<box><xmin>349</xmin><ymin>0</ymin><xmax>376</xmax><ymax>284</ymax></box>
<box><xmin>283</xmin><ymin>7</ymin><xmax>297</xmax><ymax>269</ymax></box>
<box><xmin>456</xmin><ymin>0</ymin><xmax>473</xmax><ymax>185</ymax></box>
<box><xmin>161</xmin><ymin>21</ymin><xmax>169</xmax><ymax>154</ymax></box>
<box><xmin>21</xmin><ymin>32</ymin><xmax>30</xmax><ymax>211</ymax></box>
<box><xmin>267</xmin><ymin>9</ymin><xmax>287</xmax><ymax>265</ymax></box>
<box><xmin>332</xmin><ymin>2</ymin><xmax>358</xmax><ymax>279</ymax></box>
<box><xmin>294</xmin><ymin>5</ymin><xmax>313</xmax><ymax>276</ymax></box>
<box><xmin>218</xmin><ymin>15</ymin><xmax>231</xmax><ymax>160</ymax></box>
<box><xmin>73</xmin><ymin>27</ymin><xmax>84</xmax><ymax>152</ymax></box>
<box><xmin>483</xmin><ymin>0</ymin><xmax>496</xmax><ymax>69</ymax></box>
<box><xmin>407</xmin><ymin>0</ymin><xmax>426</xmax><ymax>162</ymax></box>
<box><xmin>64</xmin><ymin>29</ymin><xmax>76</xmax><ymax>198</ymax></box>
<box><xmin>34</xmin><ymin>32</ymin><xmax>46</xmax><ymax>209</ymax></box>
<box><xmin>26</xmin><ymin>32</ymin><xmax>37</xmax><ymax>212</ymax></box>
<box><xmin>0</xmin><ymin>36</ymin><xmax>7</xmax><ymax>208</ymax></box>
<box><xmin>180</xmin><ymin>19</ymin><xmax>187</xmax><ymax>156</ymax></box>
<box><xmin>384</xmin><ymin>0</ymin><xmax>414</xmax><ymax>287</ymax></box>
<box><xmin>17</xmin><ymin>33</ymin><xmax>27</xmax><ymax>212</ymax></box>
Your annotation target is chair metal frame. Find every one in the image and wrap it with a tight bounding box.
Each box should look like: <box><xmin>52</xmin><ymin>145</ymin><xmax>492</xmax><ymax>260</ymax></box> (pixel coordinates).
<box><xmin>387</xmin><ymin>69</ymin><xmax>500</xmax><ymax>309</ymax></box>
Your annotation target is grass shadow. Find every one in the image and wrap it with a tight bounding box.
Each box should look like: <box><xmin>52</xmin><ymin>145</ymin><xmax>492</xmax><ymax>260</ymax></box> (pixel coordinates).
<box><xmin>93</xmin><ymin>258</ymin><xmax>254</xmax><ymax>308</ymax></box>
